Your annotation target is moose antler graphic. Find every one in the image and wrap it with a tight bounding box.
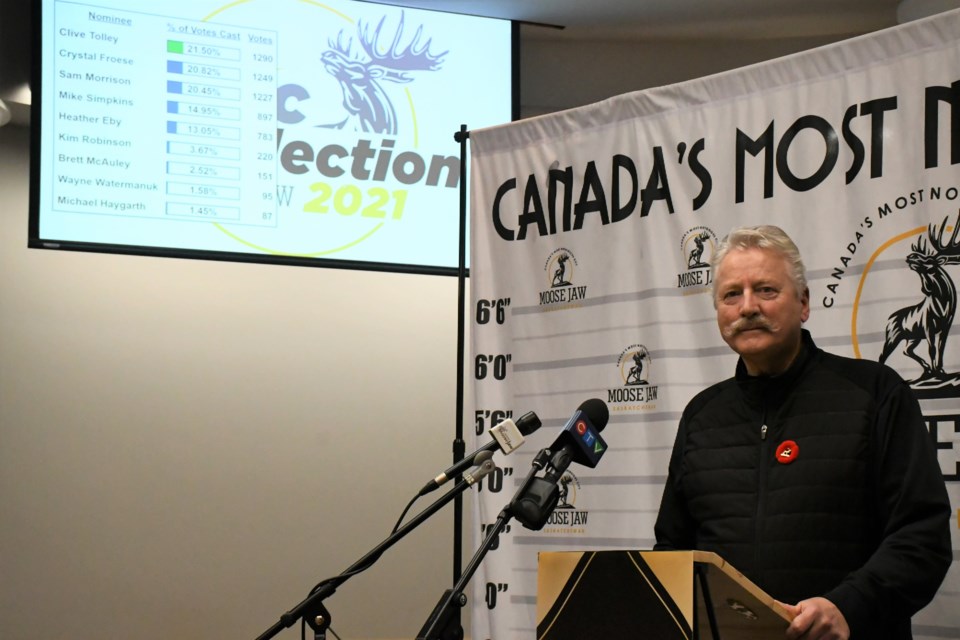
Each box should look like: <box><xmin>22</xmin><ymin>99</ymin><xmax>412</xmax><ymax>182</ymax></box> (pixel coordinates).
<box><xmin>320</xmin><ymin>12</ymin><xmax>447</xmax><ymax>134</ymax></box>
<box><xmin>552</xmin><ymin>253</ymin><xmax>570</xmax><ymax>287</ymax></box>
<box><xmin>878</xmin><ymin>214</ymin><xmax>960</xmax><ymax>381</ymax></box>
<box><xmin>626</xmin><ymin>348</ymin><xmax>650</xmax><ymax>386</ymax></box>
<box><xmin>688</xmin><ymin>230</ymin><xmax>711</xmax><ymax>269</ymax></box>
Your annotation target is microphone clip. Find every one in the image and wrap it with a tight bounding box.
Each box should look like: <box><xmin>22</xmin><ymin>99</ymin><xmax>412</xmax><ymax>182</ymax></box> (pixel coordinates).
<box><xmin>464</xmin><ymin>456</ymin><xmax>497</xmax><ymax>486</ymax></box>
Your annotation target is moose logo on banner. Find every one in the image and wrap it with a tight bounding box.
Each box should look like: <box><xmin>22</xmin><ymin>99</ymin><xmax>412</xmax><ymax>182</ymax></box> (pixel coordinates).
<box><xmin>879</xmin><ymin>214</ymin><xmax>960</xmax><ymax>397</ymax></box>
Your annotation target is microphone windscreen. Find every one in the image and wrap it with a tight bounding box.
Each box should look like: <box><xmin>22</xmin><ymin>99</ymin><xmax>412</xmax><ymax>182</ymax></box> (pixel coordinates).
<box><xmin>515</xmin><ymin>411</ymin><xmax>542</xmax><ymax>436</ymax></box>
<box><xmin>577</xmin><ymin>398</ymin><xmax>609</xmax><ymax>432</ymax></box>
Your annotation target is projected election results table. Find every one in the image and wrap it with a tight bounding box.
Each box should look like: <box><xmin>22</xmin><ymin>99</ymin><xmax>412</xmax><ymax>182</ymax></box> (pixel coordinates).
<box><xmin>51</xmin><ymin>2</ymin><xmax>278</xmax><ymax>229</ymax></box>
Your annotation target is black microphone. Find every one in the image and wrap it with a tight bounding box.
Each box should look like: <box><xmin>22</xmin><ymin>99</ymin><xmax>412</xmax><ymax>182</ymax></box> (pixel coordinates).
<box><xmin>418</xmin><ymin>411</ymin><xmax>541</xmax><ymax>496</ymax></box>
<box><xmin>510</xmin><ymin>399</ymin><xmax>609</xmax><ymax>530</ymax></box>
<box><xmin>543</xmin><ymin>397</ymin><xmax>609</xmax><ymax>482</ymax></box>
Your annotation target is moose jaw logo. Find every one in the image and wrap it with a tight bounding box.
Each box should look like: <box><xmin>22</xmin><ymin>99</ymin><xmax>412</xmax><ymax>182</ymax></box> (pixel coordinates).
<box><xmin>677</xmin><ymin>226</ymin><xmax>717</xmax><ymax>293</ymax></box>
<box><xmin>878</xmin><ymin>214</ymin><xmax>960</xmax><ymax>396</ymax></box>
<box><xmin>541</xmin><ymin>470</ymin><xmax>590</xmax><ymax>533</ymax></box>
<box><xmin>320</xmin><ymin>12</ymin><xmax>446</xmax><ymax>134</ymax></box>
<box><xmin>608</xmin><ymin>344</ymin><xmax>660</xmax><ymax>409</ymax></box>
<box><xmin>538</xmin><ymin>249</ymin><xmax>588</xmax><ymax>307</ymax></box>
<box><xmin>624</xmin><ymin>345</ymin><xmax>651</xmax><ymax>386</ymax></box>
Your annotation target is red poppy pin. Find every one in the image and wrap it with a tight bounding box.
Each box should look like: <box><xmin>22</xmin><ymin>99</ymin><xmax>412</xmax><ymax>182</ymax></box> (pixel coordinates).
<box><xmin>775</xmin><ymin>440</ymin><xmax>799</xmax><ymax>464</ymax></box>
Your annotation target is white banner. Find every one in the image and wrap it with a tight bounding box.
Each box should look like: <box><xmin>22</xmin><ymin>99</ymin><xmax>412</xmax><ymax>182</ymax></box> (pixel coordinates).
<box><xmin>468</xmin><ymin>9</ymin><xmax>960</xmax><ymax>640</ymax></box>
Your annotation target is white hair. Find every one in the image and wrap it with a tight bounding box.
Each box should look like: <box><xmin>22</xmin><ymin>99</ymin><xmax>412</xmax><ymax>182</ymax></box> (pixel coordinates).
<box><xmin>711</xmin><ymin>225</ymin><xmax>807</xmax><ymax>302</ymax></box>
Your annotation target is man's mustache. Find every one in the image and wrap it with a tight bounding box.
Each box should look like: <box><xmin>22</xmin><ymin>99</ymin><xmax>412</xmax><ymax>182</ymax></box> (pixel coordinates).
<box><xmin>730</xmin><ymin>317</ymin><xmax>772</xmax><ymax>333</ymax></box>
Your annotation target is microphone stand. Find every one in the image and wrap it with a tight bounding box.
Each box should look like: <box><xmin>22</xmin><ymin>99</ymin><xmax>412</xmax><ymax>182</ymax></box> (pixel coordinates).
<box><xmin>417</xmin><ymin>448</ymin><xmax>554</xmax><ymax>640</ymax></box>
<box><xmin>254</xmin><ymin>461</ymin><xmax>498</xmax><ymax>640</ymax></box>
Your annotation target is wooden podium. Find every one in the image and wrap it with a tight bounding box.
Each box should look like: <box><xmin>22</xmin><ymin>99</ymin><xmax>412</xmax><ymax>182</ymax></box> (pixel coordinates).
<box><xmin>537</xmin><ymin>550</ymin><xmax>793</xmax><ymax>640</ymax></box>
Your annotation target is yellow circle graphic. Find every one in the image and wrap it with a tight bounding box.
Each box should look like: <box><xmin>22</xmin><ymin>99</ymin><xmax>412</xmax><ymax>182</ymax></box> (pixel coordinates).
<box><xmin>200</xmin><ymin>1</ymin><xmax>422</xmax><ymax>257</ymax></box>
<box><xmin>851</xmin><ymin>224</ymin><xmax>957</xmax><ymax>358</ymax></box>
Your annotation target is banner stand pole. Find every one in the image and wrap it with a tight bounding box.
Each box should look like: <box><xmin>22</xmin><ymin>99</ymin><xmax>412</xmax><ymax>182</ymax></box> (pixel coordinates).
<box><xmin>450</xmin><ymin>123</ymin><xmax>471</xmax><ymax>638</ymax></box>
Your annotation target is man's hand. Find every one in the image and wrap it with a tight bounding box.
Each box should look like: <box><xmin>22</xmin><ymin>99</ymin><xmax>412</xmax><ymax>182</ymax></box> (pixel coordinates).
<box><xmin>777</xmin><ymin>597</ymin><xmax>850</xmax><ymax>640</ymax></box>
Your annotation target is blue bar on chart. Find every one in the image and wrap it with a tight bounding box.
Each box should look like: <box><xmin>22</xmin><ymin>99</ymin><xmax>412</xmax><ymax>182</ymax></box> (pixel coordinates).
<box><xmin>166</xmin><ymin>79</ymin><xmax>241</xmax><ymax>101</ymax></box>
<box><xmin>166</xmin><ymin>202</ymin><xmax>241</xmax><ymax>221</ymax></box>
<box><xmin>167</xmin><ymin>101</ymin><xmax>241</xmax><ymax>122</ymax></box>
<box><xmin>166</xmin><ymin>161</ymin><xmax>242</xmax><ymax>181</ymax></box>
<box><xmin>167</xmin><ymin>181</ymin><xmax>241</xmax><ymax>200</ymax></box>
<box><xmin>164</xmin><ymin>17</ymin><xmax>277</xmax><ymax>226</ymax></box>
<box><xmin>167</xmin><ymin>121</ymin><xmax>241</xmax><ymax>141</ymax></box>
<box><xmin>166</xmin><ymin>141</ymin><xmax>242</xmax><ymax>161</ymax></box>
<box><xmin>167</xmin><ymin>59</ymin><xmax>242</xmax><ymax>82</ymax></box>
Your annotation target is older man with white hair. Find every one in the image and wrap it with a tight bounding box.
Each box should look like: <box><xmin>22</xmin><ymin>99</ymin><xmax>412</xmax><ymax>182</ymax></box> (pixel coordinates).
<box><xmin>654</xmin><ymin>225</ymin><xmax>951</xmax><ymax>640</ymax></box>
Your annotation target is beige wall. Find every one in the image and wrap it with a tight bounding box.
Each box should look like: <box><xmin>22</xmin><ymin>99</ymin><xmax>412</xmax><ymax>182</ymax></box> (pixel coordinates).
<box><xmin>0</xmin><ymin>124</ymin><xmax>470</xmax><ymax>639</ymax></box>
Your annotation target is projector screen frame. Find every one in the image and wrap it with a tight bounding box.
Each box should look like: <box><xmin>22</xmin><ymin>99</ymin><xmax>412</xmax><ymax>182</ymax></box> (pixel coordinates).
<box><xmin>27</xmin><ymin>0</ymin><xmax>519</xmax><ymax>276</ymax></box>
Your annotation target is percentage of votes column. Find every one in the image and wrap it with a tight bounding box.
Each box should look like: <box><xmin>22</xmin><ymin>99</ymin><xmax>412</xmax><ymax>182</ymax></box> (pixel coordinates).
<box><xmin>165</xmin><ymin>19</ymin><xmax>278</xmax><ymax>226</ymax></box>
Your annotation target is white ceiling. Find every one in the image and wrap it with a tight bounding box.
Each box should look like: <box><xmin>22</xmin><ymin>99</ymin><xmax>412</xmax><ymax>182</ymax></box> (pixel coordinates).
<box><xmin>2</xmin><ymin>0</ymin><xmax>954</xmax><ymax>126</ymax></box>
<box><xmin>369</xmin><ymin>0</ymin><xmax>901</xmax><ymax>40</ymax></box>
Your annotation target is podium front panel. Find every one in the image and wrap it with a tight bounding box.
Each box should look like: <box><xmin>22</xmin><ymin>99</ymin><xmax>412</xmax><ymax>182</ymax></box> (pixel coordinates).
<box><xmin>537</xmin><ymin>550</ymin><xmax>791</xmax><ymax>640</ymax></box>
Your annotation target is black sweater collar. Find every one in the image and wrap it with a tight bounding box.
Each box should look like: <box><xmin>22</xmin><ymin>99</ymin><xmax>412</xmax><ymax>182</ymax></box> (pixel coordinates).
<box><xmin>735</xmin><ymin>329</ymin><xmax>820</xmax><ymax>407</ymax></box>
